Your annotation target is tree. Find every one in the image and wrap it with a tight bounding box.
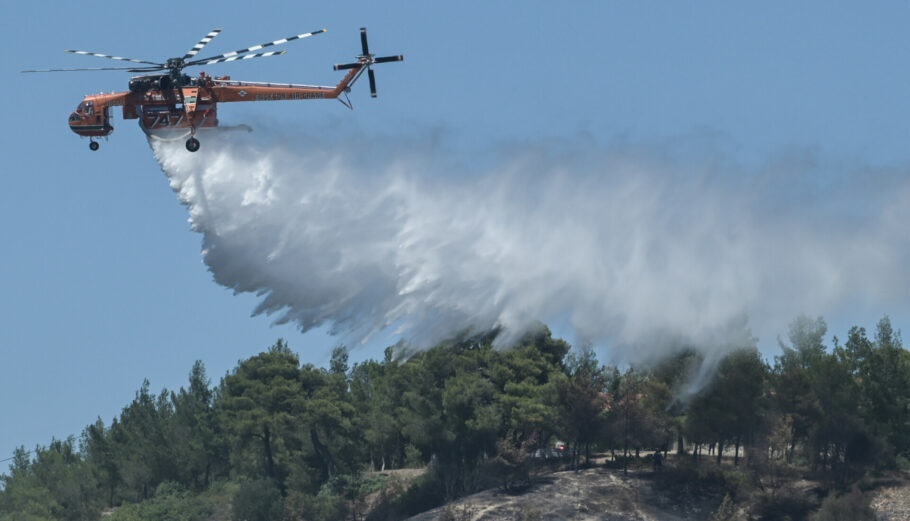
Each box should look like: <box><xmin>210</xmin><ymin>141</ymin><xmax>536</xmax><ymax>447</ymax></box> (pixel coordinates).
<box><xmin>772</xmin><ymin>315</ymin><xmax>829</xmax><ymax>464</ymax></box>
<box><xmin>218</xmin><ymin>339</ymin><xmax>302</xmax><ymax>491</ymax></box>
<box><xmin>556</xmin><ymin>344</ymin><xmax>609</xmax><ymax>471</ymax></box>
<box><xmin>114</xmin><ymin>380</ymin><xmax>180</xmax><ymax>500</ymax></box>
<box><xmin>81</xmin><ymin>419</ymin><xmax>119</xmax><ymax>508</ymax></box>
<box><xmin>714</xmin><ymin>348</ymin><xmax>767</xmax><ymax>465</ymax></box>
<box><xmin>861</xmin><ymin>317</ymin><xmax>910</xmax><ymax>458</ymax></box>
<box><xmin>350</xmin><ymin>358</ymin><xmax>400</xmax><ymax>471</ymax></box>
<box><xmin>299</xmin><ymin>361</ymin><xmax>357</xmax><ymax>484</ymax></box>
<box><xmin>612</xmin><ymin>369</ymin><xmax>652</xmax><ymax>475</ymax></box>
<box><xmin>170</xmin><ymin>360</ymin><xmax>224</xmax><ymax>489</ymax></box>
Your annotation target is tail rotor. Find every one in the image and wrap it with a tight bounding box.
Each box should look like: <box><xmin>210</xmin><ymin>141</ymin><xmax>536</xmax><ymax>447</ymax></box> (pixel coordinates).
<box><xmin>333</xmin><ymin>27</ymin><xmax>403</xmax><ymax>98</ymax></box>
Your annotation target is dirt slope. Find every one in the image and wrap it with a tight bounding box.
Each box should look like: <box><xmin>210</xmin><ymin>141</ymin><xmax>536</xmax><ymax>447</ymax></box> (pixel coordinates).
<box><xmin>406</xmin><ymin>468</ymin><xmax>723</xmax><ymax>521</ymax></box>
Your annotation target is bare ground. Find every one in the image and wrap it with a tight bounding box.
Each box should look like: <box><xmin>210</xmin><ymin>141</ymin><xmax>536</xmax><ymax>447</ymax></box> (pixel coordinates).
<box><xmin>869</xmin><ymin>478</ymin><xmax>910</xmax><ymax>521</ymax></box>
<box><xmin>403</xmin><ymin>466</ymin><xmax>910</xmax><ymax>521</ymax></box>
<box><xmin>405</xmin><ymin>468</ymin><xmax>723</xmax><ymax>521</ymax></box>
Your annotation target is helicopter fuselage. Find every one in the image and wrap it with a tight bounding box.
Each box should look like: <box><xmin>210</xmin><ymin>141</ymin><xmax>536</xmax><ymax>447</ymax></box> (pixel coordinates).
<box><xmin>68</xmin><ymin>68</ymin><xmax>360</xmax><ymax>139</ymax></box>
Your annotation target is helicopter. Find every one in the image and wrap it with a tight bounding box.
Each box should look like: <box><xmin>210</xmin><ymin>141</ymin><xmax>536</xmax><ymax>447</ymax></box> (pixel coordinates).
<box><xmin>22</xmin><ymin>27</ymin><xmax>403</xmax><ymax>152</ymax></box>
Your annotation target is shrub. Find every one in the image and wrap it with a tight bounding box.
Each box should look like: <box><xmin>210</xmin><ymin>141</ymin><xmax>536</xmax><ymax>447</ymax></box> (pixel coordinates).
<box><xmin>812</xmin><ymin>488</ymin><xmax>874</xmax><ymax>521</ymax></box>
<box><xmin>232</xmin><ymin>479</ymin><xmax>283</xmax><ymax>521</ymax></box>
<box><xmin>404</xmin><ymin>444</ymin><xmax>423</xmax><ymax>468</ymax></box>
<box><xmin>107</xmin><ymin>481</ymin><xmax>216</xmax><ymax>521</ymax></box>
<box><xmin>710</xmin><ymin>494</ymin><xmax>736</xmax><ymax>521</ymax></box>
<box><xmin>754</xmin><ymin>490</ymin><xmax>815</xmax><ymax>521</ymax></box>
<box><xmin>391</xmin><ymin>472</ymin><xmax>446</xmax><ymax>517</ymax></box>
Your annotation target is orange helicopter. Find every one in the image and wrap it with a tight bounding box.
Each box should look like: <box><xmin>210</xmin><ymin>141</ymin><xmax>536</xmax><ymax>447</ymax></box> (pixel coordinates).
<box><xmin>22</xmin><ymin>27</ymin><xmax>402</xmax><ymax>152</ymax></box>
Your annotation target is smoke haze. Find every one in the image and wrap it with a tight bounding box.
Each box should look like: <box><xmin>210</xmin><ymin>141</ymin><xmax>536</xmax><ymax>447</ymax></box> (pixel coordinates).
<box><xmin>150</xmin><ymin>129</ymin><xmax>909</xmax><ymax>363</ymax></box>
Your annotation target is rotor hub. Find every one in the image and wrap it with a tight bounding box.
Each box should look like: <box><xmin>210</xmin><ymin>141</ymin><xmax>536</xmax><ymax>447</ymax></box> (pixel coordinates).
<box><xmin>165</xmin><ymin>57</ymin><xmax>186</xmax><ymax>71</ymax></box>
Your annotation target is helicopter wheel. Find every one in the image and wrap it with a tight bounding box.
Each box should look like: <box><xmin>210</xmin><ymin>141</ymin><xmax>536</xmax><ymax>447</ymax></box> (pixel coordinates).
<box><xmin>185</xmin><ymin>137</ymin><xmax>200</xmax><ymax>152</ymax></box>
<box><xmin>89</xmin><ymin>141</ymin><xmax>99</xmax><ymax>151</ymax></box>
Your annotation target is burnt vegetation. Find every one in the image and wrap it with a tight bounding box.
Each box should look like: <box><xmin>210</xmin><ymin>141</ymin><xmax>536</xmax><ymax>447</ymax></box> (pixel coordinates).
<box><xmin>1</xmin><ymin>315</ymin><xmax>909</xmax><ymax>520</ymax></box>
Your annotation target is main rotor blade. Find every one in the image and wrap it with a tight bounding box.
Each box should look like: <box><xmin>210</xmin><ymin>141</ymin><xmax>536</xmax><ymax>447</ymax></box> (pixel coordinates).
<box><xmin>368</xmin><ymin>68</ymin><xmax>377</xmax><ymax>98</ymax></box>
<box><xmin>64</xmin><ymin>50</ymin><xmax>161</xmax><ymax>66</ymax></box>
<box><xmin>374</xmin><ymin>55</ymin><xmax>403</xmax><ymax>64</ymax></box>
<box><xmin>188</xmin><ymin>28</ymin><xmax>325</xmax><ymax>65</ymax></box>
<box><xmin>183</xmin><ymin>28</ymin><xmax>222</xmax><ymax>60</ymax></box>
<box><xmin>196</xmin><ymin>50</ymin><xmax>286</xmax><ymax>65</ymax></box>
<box><xmin>360</xmin><ymin>27</ymin><xmax>370</xmax><ymax>56</ymax></box>
<box><xmin>21</xmin><ymin>66</ymin><xmax>164</xmax><ymax>72</ymax></box>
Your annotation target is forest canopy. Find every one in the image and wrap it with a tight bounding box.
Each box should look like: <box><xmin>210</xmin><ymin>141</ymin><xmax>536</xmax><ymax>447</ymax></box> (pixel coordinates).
<box><xmin>1</xmin><ymin>316</ymin><xmax>908</xmax><ymax>521</ymax></box>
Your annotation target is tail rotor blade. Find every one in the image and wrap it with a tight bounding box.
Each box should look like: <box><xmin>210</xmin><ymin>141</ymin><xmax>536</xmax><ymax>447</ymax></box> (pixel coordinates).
<box><xmin>368</xmin><ymin>68</ymin><xmax>377</xmax><ymax>97</ymax></box>
<box><xmin>374</xmin><ymin>55</ymin><xmax>403</xmax><ymax>64</ymax></box>
<box><xmin>334</xmin><ymin>62</ymin><xmax>360</xmax><ymax>71</ymax></box>
<box><xmin>360</xmin><ymin>27</ymin><xmax>370</xmax><ymax>56</ymax></box>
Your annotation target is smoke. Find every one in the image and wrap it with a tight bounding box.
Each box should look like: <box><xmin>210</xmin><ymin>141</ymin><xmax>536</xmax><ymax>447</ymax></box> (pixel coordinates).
<box><xmin>150</xmin><ymin>129</ymin><xmax>909</xmax><ymax>364</ymax></box>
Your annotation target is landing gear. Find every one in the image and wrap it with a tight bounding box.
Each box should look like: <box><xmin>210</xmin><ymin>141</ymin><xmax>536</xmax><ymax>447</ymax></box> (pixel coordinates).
<box><xmin>89</xmin><ymin>140</ymin><xmax>99</xmax><ymax>151</ymax></box>
<box><xmin>185</xmin><ymin>137</ymin><xmax>200</xmax><ymax>152</ymax></box>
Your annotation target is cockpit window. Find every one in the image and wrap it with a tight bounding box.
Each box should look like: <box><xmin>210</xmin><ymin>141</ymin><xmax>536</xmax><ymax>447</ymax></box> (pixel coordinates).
<box><xmin>77</xmin><ymin>102</ymin><xmax>85</xmax><ymax>112</ymax></box>
<box><xmin>84</xmin><ymin>102</ymin><xmax>94</xmax><ymax>116</ymax></box>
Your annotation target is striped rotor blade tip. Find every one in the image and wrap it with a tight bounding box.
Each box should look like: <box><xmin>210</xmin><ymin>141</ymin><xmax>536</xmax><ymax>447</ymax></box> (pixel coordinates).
<box><xmin>22</xmin><ymin>66</ymin><xmax>164</xmax><ymax>72</ymax></box>
<box><xmin>65</xmin><ymin>50</ymin><xmax>161</xmax><ymax>65</ymax></box>
<box><xmin>184</xmin><ymin>28</ymin><xmax>223</xmax><ymax>59</ymax></box>
<box><xmin>204</xmin><ymin>50</ymin><xmax>286</xmax><ymax>65</ymax></box>
<box><xmin>190</xmin><ymin>29</ymin><xmax>325</xmax><ymax>64</ymax></box>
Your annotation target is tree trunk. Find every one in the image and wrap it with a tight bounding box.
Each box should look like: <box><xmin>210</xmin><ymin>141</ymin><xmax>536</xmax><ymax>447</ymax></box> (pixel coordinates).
<box><xmin>396</xmin><ymin>432</ymin><xmax>405</xmax><ymax>469</ymax></box>
<box><xmin>787</xmin><ymin>435</ymin><xmax>796</xmax><ymax>465</ymax></box>
<box><xmin>311</xmin><ymin>426</ymin><xmax>337</xmax><ymax>480</ymax></box>
<box><xmin>734</xmin><ymin>437</ymin><xmax>741</xmax><ymax>467</ymax></box>
<box><xmin>677</xmin><ymin>430</ymin><xmax>686</xmax><ymax>455</ymax></box>
<box><xmin>573</xmin><ymin>439</ymin><xmax>579</xmax><ymax>473</ymax></box>
<box><xmin>623</xmin><ymin>441</ymin><xmax>629</xmax><ymax>476</ymax></box>
<box><xmin>716</xmin><ymin>441</ymin><xmax>724</xmax><ymax>465</ymax></box>
<box><xmin>263</xmin><ymin>426</ymin><xmax>276</xmax><ymax>481</ymax></box>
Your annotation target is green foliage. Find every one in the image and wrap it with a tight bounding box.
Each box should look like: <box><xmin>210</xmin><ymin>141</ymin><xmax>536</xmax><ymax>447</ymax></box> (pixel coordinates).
<box><xmin>232</xmin><ymin>479</ymin><xmax>283</xmax><ymax>521</ymax></box>
<box><xmin>390</xmin><ymin>471</ymin><xmax>447</xmax><ymax>517</ymax></box>
<box><xmin>0</xmin><ymin>440</ymin><xmax>100</xmax><ymax>521</ymax></box>
<box><xmin>107</xmin><ymin>482</ymin><xmax>217</xmax><ymax>521</ymax></box>
<box><xmin>485</xmin><ymin>435</ymin><xmax>531</xmax><ymax>492</ymax></box>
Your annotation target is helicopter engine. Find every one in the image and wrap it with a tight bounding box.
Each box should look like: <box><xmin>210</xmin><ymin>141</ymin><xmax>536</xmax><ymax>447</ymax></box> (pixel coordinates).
<box><xmin>129</xmin><ymin>74</ymin><xmax>193</xmax><ymax>92</ymax></box>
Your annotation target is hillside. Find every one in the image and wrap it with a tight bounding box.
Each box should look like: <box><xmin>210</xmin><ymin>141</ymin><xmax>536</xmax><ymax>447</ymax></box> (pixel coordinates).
<box><xmin>405</xmin><ymin>464</ymin><xmax>910</xmax><ymax>521</ymax></box>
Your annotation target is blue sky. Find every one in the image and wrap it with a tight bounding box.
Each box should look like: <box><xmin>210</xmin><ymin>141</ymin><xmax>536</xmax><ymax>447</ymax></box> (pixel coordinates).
<box><xmin>3</xmin><ymin>1</ymin><xmax>909</xmax><ymax>464</ymax></box>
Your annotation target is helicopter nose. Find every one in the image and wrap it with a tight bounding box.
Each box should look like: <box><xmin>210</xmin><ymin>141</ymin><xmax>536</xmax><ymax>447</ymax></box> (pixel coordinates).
<box><xmin>68</xmin><ymin>112</ymin><xmax>83</xmax><ymax>133</ymax></box>
<box><xmin>68</xmin><ymin>112</ymin><xmax>95</xmax><ymax>136</ymax></box>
